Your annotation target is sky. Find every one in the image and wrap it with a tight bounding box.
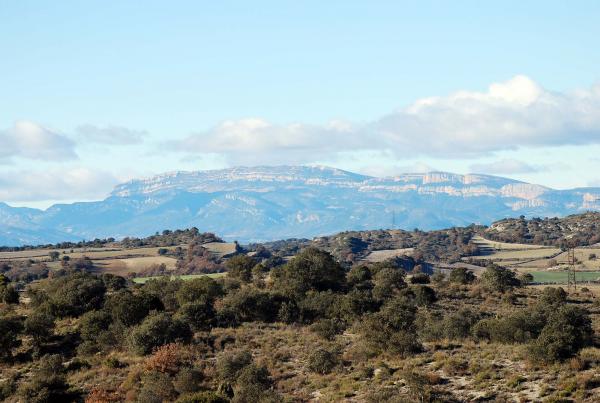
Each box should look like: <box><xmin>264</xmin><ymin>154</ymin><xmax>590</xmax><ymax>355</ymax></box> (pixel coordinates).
<box><xmin>2</xmin><ymin>1</ymin><xmax>600</xmax><ymax>209</ymax></box>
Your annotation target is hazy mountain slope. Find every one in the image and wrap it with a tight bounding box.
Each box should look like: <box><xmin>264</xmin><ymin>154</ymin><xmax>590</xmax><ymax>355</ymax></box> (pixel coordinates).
<box><xmin>1</xmin><ymin>166</ymin><xmax>599</xmax><ymax>246</ymax></box>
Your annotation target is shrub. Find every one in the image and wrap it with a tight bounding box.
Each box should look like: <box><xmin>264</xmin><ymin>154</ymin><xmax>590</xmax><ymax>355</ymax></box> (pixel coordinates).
<box><xmin>137</xmin><ymin>371</ymin><xmax>177</xmax><ymax>403</ymax></box>
<box><xmin>100</xmin><ymin>273</ymin><xmax>127</xmax><ymax>291</ymax></box>
<box><xmin>340</xmin><ymin>288</ymin><xmax>378</xmax><ymax>318</ymax></box>
<box><xmin>529</xmin><ymin>305</ymin><xmax>593</xmax><ymax>363</ymax></box>
<box><xmin>219</xmin><ymin>287</ymin><xmax>278</xmax><ymax>323</ymax></box>
<box><xmin>128</xmin><ymin>312</ymin><xmax>192</xmax><ymax>355</ymax></box>
<box><xmin>448</xmin><ymin>267</ymin><xmax>475</xmax><ymax>284</ymax></box>
<box><xmin>410</xmin><ymin>273</ymin><xmax>430</xmax><ymax>284</ymax></box>
<box><xmin>216</xmin><ymin>350</ymin><xmax>253</xmax><ymax>383</ymax></box>
<box><xmin>226</xmin><ymin>255</ymin><xmax>256</xmax><ymax>282</ymax></box>
<box><xmin>106</xmin><ymin>290</ymin><xmax>163</xmax><ymax>327</ymax></box>
<box><xmin>0</xmin><ymin>314</ymin><xmax>23</xmax><ymax>362</ymax></box>
<box><xmin>232</xmin><ymin>364</ymin><xmax>280</xmax><ymax>403</ymax></box>
<box><xmin>307</xmin><ymin>348</ymin><xmax>340</xmax><ymax>374</ymax></box>
<box><xmin>44</xmin><ymin>272</ymin><xmax>106</xmax><ymax>317</ymax></box>
<box><xmin>480</xmin><ymin>265</ymin><xmax>520</xmax><ymax>293</ymax></box>
<box><xmin>412</xmin><ymin>285</ymin><xmax>437</xmax><ymax>306</ymax></box>
<box><xmin>518</xmin><ymin>272</ymin><xmax>534</xmax><ymax>285</ymax></box>
<box><xmin>539</xmin><ymin>287</ymin><xmax>567</xmax><ymax>306</ymax></box>
<box><xmin>442</xmin><ymin>308</ymin><xmax>479</xmax><ymax>340</ymax></box>
<box><xmin>176</xmin><ymin>277</ymin><xmax>224</xmax><ymax>306</ymax></box>
<box><xmin>310</xmin><ymin>318</ymin><xmax>346</xmax><ymax>340</ymax></box>
<box><xmin>79</xmin><ymin>309</ymin><xmax>112</xmax><ymax>341</ymax></box>
<box><xmin>24</xmin><ymin>309</ymin><xmax>55</xmax><ymax>343</ymax></box>
<box><xmin>144</xmin><ymin>343</ymin><xmax>192</xmax><ymax>374</ymax></box>
<box><xmin>0</xmin><ymin>284</ymin><xmax>19</xmax><ymax>304</ymax></box>
<box><xmin>372</xmin><ymin>267</ymin><xmax>407</xmax><ymax>302</ymax></box>
<box><xmin>177</xmin><ymin>297</ymin><xmax>216</xmax><ymax>331</ymax></box>
<box><xmin>272</xmin><ymin>248</ymin><xmax>346</xmax><ymax>295</ymax></box>
<box><xmin>18</xmin><ymin>354</ymin><xmax>69</xmax><ymax>403</ymax></box>
<box><xmin>358</xmin><ymin>297</ymin><xmax>421</xmax><ymax>356</ymax></box>
<box><xmin>173</xmin><ymin>367</ymin><xmax>203</xmax><ymax>394</ymax></box>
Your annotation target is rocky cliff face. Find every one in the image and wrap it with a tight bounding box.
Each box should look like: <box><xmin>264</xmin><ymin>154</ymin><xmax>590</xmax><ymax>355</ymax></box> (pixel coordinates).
<box><xmin>1</xmin><ymin>166</ymin><xmax>599</xmax><ymax>246</ymax></box>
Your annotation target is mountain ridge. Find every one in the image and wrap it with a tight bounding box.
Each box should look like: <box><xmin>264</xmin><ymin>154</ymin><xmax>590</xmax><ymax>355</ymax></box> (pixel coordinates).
<box><xmin>1</xmin><ymin>165</ymin><xmax>599</xmax><ymax>246</ymax></box>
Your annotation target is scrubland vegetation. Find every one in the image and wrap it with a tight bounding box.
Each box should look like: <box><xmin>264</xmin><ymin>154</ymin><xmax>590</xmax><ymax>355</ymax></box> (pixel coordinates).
<box><xmin>1</xmin><ymin>214</ymin><xmax>600</xmax><ymax>402</ymax></box>
<box><xmin>1</xmin><ymin>245</ymin><xmax>599</xmax><ymax>402</ymax></box>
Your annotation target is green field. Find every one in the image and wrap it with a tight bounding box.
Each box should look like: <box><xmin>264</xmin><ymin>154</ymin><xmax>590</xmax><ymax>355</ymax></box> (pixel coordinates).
<box><xmin>530</xmin><ymin>271</ymin><xmax>600</xmax><ymax>284</ymax></box>
<box><xmin>132</xmin><ymin>272</ymin><xmax>227</xmax><ymax>284</ymax></box>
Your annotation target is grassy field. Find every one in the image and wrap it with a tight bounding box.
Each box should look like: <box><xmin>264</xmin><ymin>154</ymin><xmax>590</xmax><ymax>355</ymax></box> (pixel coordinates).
<box><xmin>364</xmin><ymin>248</ymin><xmax>414</xmax><ymax>262</ymax></box>
<box><xmin>203</xmin><ymin>242</ymin><xmax>237</xmax><ymax>258</ymax></box>
<box><xmin>470</xmin><ymin>235</ymin><xmax>551</xmax><ymax>250</ymax></box>
<box><xmin>132</xmin><ymin>272</ymin><xmax>226</xmax><ymax>284</ymax></box>
<box><xmin>530</xmin><ymin>271</ymin><xmax>600</xmax><ymax>283</ymax></box>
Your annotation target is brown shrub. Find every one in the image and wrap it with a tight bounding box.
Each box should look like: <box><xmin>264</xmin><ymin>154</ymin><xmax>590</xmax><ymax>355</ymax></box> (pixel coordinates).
<box><xmin>144</xmin><ymin>343</ymin><xmax>194</xmax><ymax>374</ymax></box>
<box><xmin>85</xmin><ymin>388</ymin><xmax>122</xmax><ymax>403</ymax></box>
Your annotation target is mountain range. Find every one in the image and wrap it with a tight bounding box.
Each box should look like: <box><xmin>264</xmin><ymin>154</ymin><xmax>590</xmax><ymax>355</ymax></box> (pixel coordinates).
<box><xmin>1</xmin><ymin>165</ymin><xmax>600</xmax><ymax>246</ymax></box>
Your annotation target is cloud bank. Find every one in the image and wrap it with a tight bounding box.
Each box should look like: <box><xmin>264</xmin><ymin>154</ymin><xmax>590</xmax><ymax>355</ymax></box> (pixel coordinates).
<box><xmin>76</xmin><ymin>124</ymin><xmax>146</xmax><ymax>145</ymax></box>
<box><xmin>174</xmin><ymin>75</ymin><xmax>600</xmax><ymax>164</ymax></box>
<box><xmin>0</xmin><ymin>121</ymin><xmax>77</xmax><ymax>162</ymax></box>
<box><xmin>0</xmin><ymin>167</ymin><xmax>121</xmax><ymax>203</ymax></box>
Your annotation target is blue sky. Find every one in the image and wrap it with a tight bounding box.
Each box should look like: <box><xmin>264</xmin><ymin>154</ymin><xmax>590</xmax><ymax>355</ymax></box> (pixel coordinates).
<box><xmin>2</xmin><ymin>1</ymin><xmax>600</xmax><ymax>208</ymax></box>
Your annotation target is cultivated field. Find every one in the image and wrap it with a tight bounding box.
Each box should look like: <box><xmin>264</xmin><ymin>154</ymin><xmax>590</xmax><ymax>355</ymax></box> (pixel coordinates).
<box><xmin>364</xmin><ymin>248</ymin><xmax>414</xmax><ymax>262</ymax></box>
<box><xmin>470</xmin><ymin>236</ymin><xmax>600</xmax><ymax>284</ymax></box>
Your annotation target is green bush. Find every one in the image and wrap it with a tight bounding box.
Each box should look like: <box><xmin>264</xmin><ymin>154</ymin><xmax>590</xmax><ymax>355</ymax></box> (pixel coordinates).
<box><xmin>137</xmin><ymin>370</ymin><xmax>177</xmax><ymax>403</ymax></box>
<box><xmin>0</xmin><ymin>284</ymin><xmax>19</xmax><ymax>304</ymax></box>
<box><xmin>105</xmin><ymin>289</ymin><xmax>161</xmax><ymax>326</ymax></box>
<box><xmin>529</xmin><ymin>305</ymin><xmax>593</xmax><ymax>363</ymax></box>
<box><xmin>173</xmin><ymin>367</ymin><xmax>203</xmax><ymax>394</ymax></box>
<box><xmin>232</xmin><ymin>364</ymin><xmax>281</xmax><ymax>403</ymax></box>
<box><xmin>176</xmin><ymin>277</ymin><xmax>224</xmax><ymax>306</ymax></box>
<box><xmin>480</xmin><ymin>265</ymin><xmax>520</xmax><ymax>293</ymax></box>
<box><xmin>17</xmin><ymin>354</ymin><xmax>69</xmax><ymax>403</ymax></box>
<box><xmin>226</xmin><ymin>255</ymin><xmax>256</xmax><ymax>282</ymax></box>
<box><xmin>410</xmin><ymin>273</ymin><xmax>430</xmax><ymax>284</ymax></box>
<box><xmin>216</xmin><ymin>350</ymin><xmax>253</xmax><ymax>383</ymax></box>
<box><xmin>372</xmin><ymin>267</ymin><xmax>407</xmax><ymax>302</ymax></box>
<box><xmin>448</xmin><ymin>267</ymin><xmax>475</xmax><ymax>284</ymax></box>
<box><xmin>310</xmin><ymin>318</ymin><xmax>347</xmax><ymax>340</ymax></box>
<box><xmin>358</xmin><ymin>297</ymin><xmax>421</xmax><ymax>356</ymax></box>
<box><xmin>272</xmin><ymin>248</ymin><xmax>346</xmax><ymax>295</ymax></box>
<box><xmin>128</xmin><ymin>312</ymin><xmax>192</xmax><ymax>355</ymax></box>
<box><xmin>177</xmin><ymin>297</ymin><xmax>216</xmax><ymax>331</ymax></box>
<box><xmin>24</xmin><ymin>309</ymin><xmax>55</xmax><ymax>343</ymax></box>
<box><xmin>218</xmin><ymin>287</ymin><xmax>278</xmax><ymax>324</ymax></box>
<box><xmin>412</xmin><ymin>285</ymin><xmax>437</xmax><ymax>306</ymax></box>
<box><xmin>307</xmin><ymin>348</ymin><xmax>340</xmax><ymax>374</ymax></box>
<box><xmin>0</xmin><ymin>314</ymin><xmax>23</xmax><ymax>362</ymax></box>
<box><xmin>44</xmin><ymin>272</ymin><xmax>106</xmax><ymax>317</ymax></box>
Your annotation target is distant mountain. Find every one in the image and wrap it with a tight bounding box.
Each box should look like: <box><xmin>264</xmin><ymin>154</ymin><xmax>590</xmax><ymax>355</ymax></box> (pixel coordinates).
<box><xmin>1</xmin><ymin>166</ymin><xmax>600</xmax><ymax>246</ymax></box>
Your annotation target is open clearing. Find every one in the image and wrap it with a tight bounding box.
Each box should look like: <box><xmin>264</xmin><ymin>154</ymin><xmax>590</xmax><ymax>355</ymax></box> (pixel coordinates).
<box><xmin>470</xmin><ymin>235</ymin><xmax>552</xmax><ymax>250</ymax></box>
<box><xmin>202</xmin><ymin>242</ymin><xmax>237</xmax><ymax>258</ymax></box>
<box><xmin>364</xmin><ymin>248</ymin><xmax>414</xmax><ymax>262</ymax></box>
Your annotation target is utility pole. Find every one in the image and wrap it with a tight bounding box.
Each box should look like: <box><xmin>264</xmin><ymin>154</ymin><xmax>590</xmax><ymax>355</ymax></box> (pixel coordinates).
<box><xmin>567</xmin><ymin>246</ymin><xmax>577</xmax><ymax>291</ymax></box>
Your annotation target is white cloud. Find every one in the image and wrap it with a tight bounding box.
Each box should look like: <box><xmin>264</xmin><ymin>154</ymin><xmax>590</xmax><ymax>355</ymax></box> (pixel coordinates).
<box><xmin>0</xmin><ymin>167</ymin><xmax>120</xmax><ymax>202</ymax></box>
<box><xmin>174</xmin><ymin>118</ymin><xmax>365</xmax><ymax>165</ymax></box>
<box><xmin>0</xmin><ymin>120</ymin><xmax>77</xmax><ymax>162</ymax></box>
<box><xmin>469</xmin><ymin>158</ymin><xmax>540</xmax><ymax>175</ymax></box>
<box><xmin>172</xmin><ymin>75</ymin><xmax>600</xmax><ymax>163</ymax></box>
<box><xmin>76</xmin><ymin>124</ymin><xmax>146</xmax><ymax>145</ymax></box>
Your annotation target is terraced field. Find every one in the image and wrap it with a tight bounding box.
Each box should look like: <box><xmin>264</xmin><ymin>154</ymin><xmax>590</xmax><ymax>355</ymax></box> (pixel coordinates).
<box><xmin>470</xmin><ymin>236</ymin><xmax>600</xmax><ymax>284</ymax></box>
